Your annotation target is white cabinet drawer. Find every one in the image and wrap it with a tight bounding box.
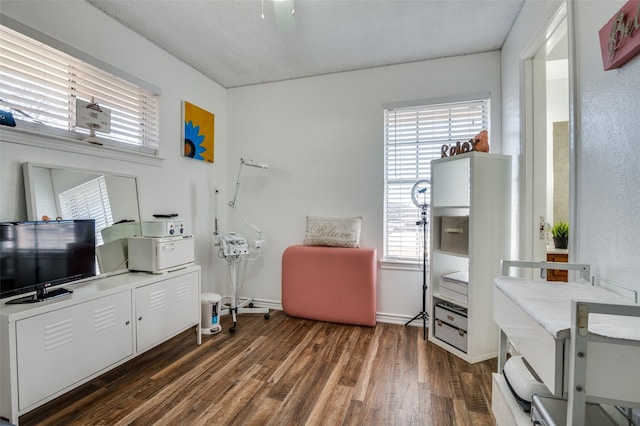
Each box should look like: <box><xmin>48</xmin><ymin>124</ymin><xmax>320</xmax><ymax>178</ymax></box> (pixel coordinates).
<box><xmin>434</xmin><ymin>319</ymin><xmax>467</xmax><ymax>353</ymax></box>
<box><xmin>435</xmin><ymin>303</ymin><xmax>468</xmax><ymax>330</ymax></box>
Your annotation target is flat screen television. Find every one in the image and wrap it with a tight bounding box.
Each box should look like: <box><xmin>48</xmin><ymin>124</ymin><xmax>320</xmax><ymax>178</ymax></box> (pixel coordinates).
<box><xmin>1</xmin><ymin>220</ymin><xmax>96</xmax><ymax>304</ymax></box>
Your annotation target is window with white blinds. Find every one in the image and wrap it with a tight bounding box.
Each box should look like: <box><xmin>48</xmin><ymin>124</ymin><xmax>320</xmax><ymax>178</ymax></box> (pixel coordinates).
<box><xmin>0</xmin><ymin>24</ymin><xmax>160</xmax><ymax>154</ymax></box>
<box><xmin>58</xmin><ymin>176</ymin><xmax>113</xmax><ymax>246</ymax></box>
<box><xmin>383</xmin><ymin>96</ymin><xmax>490</xmax><ymax>263</ymax></box>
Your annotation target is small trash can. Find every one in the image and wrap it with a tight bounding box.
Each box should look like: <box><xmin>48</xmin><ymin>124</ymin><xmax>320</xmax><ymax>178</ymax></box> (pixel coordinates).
<box><xmin>201</xmin><ymin>292</ymin><xmax>222</xmax><ymax>334</ymax></box>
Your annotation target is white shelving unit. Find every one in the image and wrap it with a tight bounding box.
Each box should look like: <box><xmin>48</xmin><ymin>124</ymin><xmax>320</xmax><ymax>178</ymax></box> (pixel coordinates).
<box><xmin>428</xmin><ymin>151</ymin><xmax>511</xmax><ymax>363</ymax></box>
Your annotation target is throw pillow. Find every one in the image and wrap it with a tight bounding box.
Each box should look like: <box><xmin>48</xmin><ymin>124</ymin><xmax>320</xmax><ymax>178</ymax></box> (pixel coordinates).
<box><xmin>303</xmin><ymin>216</ymin><xmax>362</xmax><ymax>248</ymax></box>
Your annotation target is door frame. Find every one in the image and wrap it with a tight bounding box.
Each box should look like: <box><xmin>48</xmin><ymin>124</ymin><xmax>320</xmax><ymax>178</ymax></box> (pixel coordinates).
<box><xmin>519</xmin><ymin>0</ymin><xmax>578</xmax><ymax>270</ymax></box>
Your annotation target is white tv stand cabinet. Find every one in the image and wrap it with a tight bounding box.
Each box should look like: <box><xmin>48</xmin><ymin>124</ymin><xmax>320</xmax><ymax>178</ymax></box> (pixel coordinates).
<box><xmin>0</xmin><ymin>265</ymin><xmax>201</xmax><ymax>424</ymax></box>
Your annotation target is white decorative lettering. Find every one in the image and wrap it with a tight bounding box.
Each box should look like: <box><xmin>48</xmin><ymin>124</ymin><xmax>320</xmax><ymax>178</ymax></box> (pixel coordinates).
<box><xmin>309</xmin><ymin>223</ymin><xmax>354</xmax><ymax>240</ymax></box>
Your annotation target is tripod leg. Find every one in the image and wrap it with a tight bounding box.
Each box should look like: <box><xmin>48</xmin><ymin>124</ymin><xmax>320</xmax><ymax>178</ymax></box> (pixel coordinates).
<box><xmin>405</xmin><ymin>312</ymin><xmax>422</xmax><ymax>326</ymax></box>
<box><xmin>423</xmin><ymin>314</ymin><xmax>427</xmax><ymax>340</ymax></box>
<box><xmin>406</xmin><ymin>207</ymin><xmax>430</xmax><ymax>341</ymax></box>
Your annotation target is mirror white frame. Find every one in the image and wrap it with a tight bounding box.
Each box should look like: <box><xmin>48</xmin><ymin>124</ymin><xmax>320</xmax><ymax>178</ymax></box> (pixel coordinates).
<box><xmin>23</xmin><ymin>162</ymin><xmax>141</xmax><ymax>224</ymax></box>
<box><xmin>22</xmin><ymin>162</ymin><xmax>141</xmax><ymax>275</ymax></box>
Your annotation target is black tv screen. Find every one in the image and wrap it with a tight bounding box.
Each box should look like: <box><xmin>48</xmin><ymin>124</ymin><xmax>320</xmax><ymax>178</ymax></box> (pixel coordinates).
<box><xmin>0</xmin><ymin>220</ymin><xmax>96</xmax><ymax>301</ymax></box>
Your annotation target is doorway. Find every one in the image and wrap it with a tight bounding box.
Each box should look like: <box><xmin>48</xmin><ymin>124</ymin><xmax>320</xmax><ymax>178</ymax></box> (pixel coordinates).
<box><xmin>522</xmin><ymin>2</ymin><xmax>572</xmax><ymax>269</ymax></box>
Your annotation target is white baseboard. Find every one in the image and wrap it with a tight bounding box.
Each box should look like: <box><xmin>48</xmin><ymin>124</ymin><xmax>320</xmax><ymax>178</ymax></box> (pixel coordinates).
<box><xmin>249</xmin><ymin>298</ymin><xmax>426</xmax><ymax>327</ymax></box>
<box><xmin>377</xmin><ymin>312</ymin><xmax>429</xmax><ymax>326</ymax></box>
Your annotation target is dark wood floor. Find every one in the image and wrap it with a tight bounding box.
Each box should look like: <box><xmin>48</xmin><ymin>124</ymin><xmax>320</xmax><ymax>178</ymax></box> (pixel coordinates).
<box><xmin>21</xmin><ymin>310</ymin><xmax>497</xmax><ymax>425</ymax></box>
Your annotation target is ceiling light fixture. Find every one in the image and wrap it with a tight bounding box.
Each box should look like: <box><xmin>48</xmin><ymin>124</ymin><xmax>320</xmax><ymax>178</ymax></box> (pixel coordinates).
<box><xmin>262</xmin><ymin>0</ymin><xmax>296</xmax><ymax>30</ymax></box>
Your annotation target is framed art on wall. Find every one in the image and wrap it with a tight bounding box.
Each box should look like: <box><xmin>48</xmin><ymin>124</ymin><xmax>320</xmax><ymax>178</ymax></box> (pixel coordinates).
<box><xmin>183</xmin><ymin>101</ymin><xmax>215</xmax><ymax>163</ymax></box>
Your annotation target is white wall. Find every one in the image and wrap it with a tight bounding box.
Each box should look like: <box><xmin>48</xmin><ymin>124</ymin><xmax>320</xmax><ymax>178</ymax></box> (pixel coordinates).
<box><xmin>227</xmin><ymin>52</ymin><xmax>502</xmax><ymax>321</ymax></box>
<box><xmin>0</xmin><ymin>1</ymin><xmax>229</xmax><ymax>295</ymax></box>
<box><xmin>502</xmin><ymin>0</ymin><xmax>640</xmax><ymax>291</ymax></box>
<box><xmin>573</xmin><ymin>1</ymin><xmax>640</xmax><ymax>289</ymax></box>
<box><xmin>1</xmin><ymin>1</ymin><xmax>504</xmax><ymax>321</ymax></box>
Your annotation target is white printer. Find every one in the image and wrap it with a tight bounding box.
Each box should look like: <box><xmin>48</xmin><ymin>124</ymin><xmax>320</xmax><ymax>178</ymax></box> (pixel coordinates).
<box><xmin>128</xmin><ymin>234</ymin><xmax>194</xmax><ymax>273</ymax></box>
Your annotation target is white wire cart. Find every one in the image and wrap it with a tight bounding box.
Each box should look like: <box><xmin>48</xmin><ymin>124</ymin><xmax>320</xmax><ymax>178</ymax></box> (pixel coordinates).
<box><xmin>217</xmin><ymin>233</ymin><xmax>270</xmax><ymax>334</ymax></box>
<box><xmin>492</xmin><ymin>261</ymin><xmax>640</xmax><ymax>426</ymax></box>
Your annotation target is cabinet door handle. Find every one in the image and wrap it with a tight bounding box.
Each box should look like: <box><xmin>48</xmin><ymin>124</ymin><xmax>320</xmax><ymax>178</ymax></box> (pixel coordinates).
<box><xmin>125</xmin><ymin>320</ymin><xmax>130</xmax><ymax>325</ymax></box>
<box><xmin>444</xmin><ymin>227</ymin><xmax>464</xmax><ymax>233</ymax></box>
<box><xmin>138</xmin><ymin>316</ymin><xmax>143</xmax><ymax>321</ymax></box>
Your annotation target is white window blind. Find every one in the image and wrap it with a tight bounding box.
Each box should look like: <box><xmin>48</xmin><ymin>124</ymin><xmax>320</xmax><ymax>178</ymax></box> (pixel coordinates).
<box><xmin>0</xmin><ymin>24</ymin><xmax>160</xmax><ymax>154</ymax></box>
<box><xmin>58</xmin><ymin>176</ymin><xmax>113</xmax><ymax>246</ymax></box>
<box><xmin>383</xmin><ymin>96</ymin><xmax>490</xmax><ymax>262</ymax></box>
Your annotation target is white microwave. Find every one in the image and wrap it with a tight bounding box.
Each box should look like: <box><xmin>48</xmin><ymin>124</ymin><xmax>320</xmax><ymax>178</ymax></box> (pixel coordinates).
<box><xmin>128</xmin><ymin>235</ymin><xmax>195</xmax><ymax>273</ymax></box>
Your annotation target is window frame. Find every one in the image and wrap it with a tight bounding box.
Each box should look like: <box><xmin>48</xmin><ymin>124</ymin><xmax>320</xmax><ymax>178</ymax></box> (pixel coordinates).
<box><xmin>0</xmin><ymin>16</ymin><xmax>163</xmax><ymax>165</ymax></box>
<box><xmin>58</xmin><ymin>175</ymin><xmax>113</xmax><ymax>247</ymax></box>
<box><xmin>382</xmin><ymin>93</ymin><xmax>491</xmax><ymax>267</ymax></box>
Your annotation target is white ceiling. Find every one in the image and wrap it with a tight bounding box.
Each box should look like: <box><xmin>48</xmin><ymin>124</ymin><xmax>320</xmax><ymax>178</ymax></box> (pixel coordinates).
<box><xmin>85</xmin><ymin>0</ymin><xmax>525</xmax><ymax>88</ymax></box>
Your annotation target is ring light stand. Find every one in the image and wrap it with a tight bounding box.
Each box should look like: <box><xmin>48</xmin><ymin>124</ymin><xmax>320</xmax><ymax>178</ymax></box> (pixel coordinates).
<box><xmin>405</xmin><ymin>179</ymin><xmax>430</xmax><ymax>340</ymax></box>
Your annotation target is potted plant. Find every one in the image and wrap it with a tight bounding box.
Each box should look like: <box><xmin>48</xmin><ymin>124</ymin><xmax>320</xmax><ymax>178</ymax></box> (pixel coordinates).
<box><xmin>551</xmin><ymin>221</ymin><xmax>569</xmax><ymax>249</ymax></box>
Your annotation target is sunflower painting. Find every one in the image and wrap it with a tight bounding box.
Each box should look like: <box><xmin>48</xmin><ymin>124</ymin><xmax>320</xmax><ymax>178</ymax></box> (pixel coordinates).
<box><xmin>183</xmin><ymin>101</ymin><xmax>214</xmax><ymax>163</ymax></box>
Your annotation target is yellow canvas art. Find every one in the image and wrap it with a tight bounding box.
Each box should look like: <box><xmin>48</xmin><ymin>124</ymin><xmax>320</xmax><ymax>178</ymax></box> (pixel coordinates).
<box><xmin>183</xmin><ymin>101</ymin><xmax>215</xmax><ymax>163</ymax></box>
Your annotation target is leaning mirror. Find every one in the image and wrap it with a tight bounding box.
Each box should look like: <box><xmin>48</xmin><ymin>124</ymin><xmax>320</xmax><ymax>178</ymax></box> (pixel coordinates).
<box><xmin>22</xmin><ymin>162</ymin><xmax>141</xmax><ymax>274</ymax></box>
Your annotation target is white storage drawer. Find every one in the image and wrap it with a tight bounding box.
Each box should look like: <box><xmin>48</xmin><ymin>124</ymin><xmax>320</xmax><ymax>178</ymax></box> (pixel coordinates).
<box><xmin>435</xmin><ymin>302</ymin><xmax>468</xmax><ymax>330</ymax></box>
<box><xmin>434</xmin><ymin>319</ymin><xmax>467</xmax><ymax>352</ymax></box>
<box><xmin>440</xmin><ymin>279</ymin><xmax>468</xmax><ymax>295</ymax></box>
<box><xmin>439</xmin><ymin>279</ymin><xmax>468</xmax><ymax>304</ymax></box>
<box><xmin>440</xmin><ymin>216</ymin><xmax>469</xmax><ymax>255</ymax></box>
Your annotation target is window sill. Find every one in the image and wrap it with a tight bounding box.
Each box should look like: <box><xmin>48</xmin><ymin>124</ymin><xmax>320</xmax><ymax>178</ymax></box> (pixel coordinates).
<box><xmin>380</xmin><ymin>260</ymin><xmax>421</xmax><ymax>271</ymax></box>
<box><xmin>0</xmin><ymin>125</ymin><xmax>164</xmax><ymax>167</ymax></box>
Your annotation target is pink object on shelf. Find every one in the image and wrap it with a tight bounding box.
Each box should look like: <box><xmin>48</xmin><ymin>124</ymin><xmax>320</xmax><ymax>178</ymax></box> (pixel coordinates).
<box><xmin>599</xmin><ymin>0</ymin><xmax>640</xmax><ymax>71</ymax></box>
<box><xmin>282</xmin><ymin>245</ymin><xmax>377</xmax><ymax>326</ymax></box>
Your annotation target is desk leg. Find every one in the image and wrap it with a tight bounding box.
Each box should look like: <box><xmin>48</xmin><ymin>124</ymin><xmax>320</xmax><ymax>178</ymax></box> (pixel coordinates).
<box><xmin>567</xmin><ymin>302</ymin><xmax>588</xmax><ymax>425</ymax></box>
